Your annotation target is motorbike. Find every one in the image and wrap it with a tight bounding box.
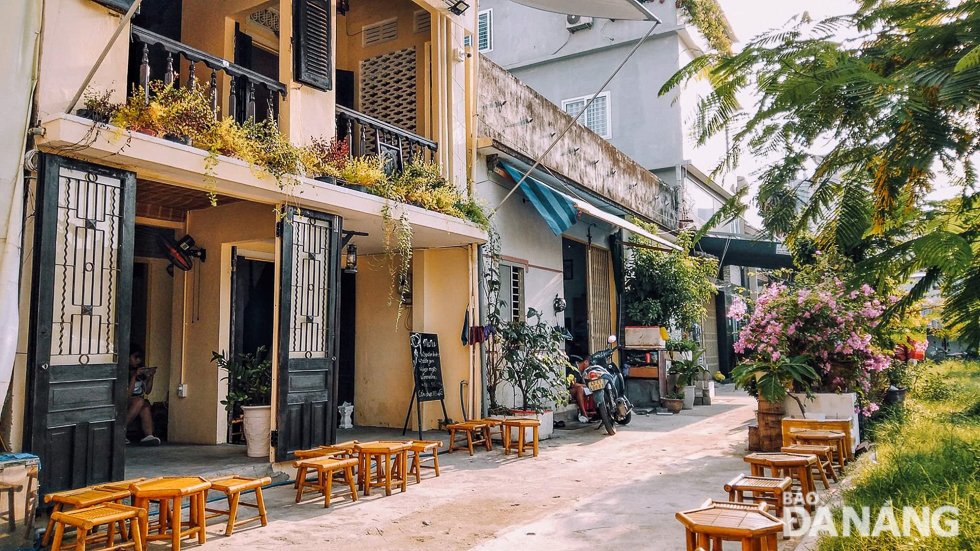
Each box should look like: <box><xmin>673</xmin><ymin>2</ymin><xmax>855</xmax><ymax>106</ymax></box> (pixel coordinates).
<box><xmin>581</xmin><ymin>335</ymin><xmax>633</xmax><ymax>435</ymax></box>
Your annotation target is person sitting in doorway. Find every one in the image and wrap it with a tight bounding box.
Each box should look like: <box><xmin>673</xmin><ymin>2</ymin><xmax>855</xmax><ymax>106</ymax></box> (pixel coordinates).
<box><xmin>567</xmin><ymin>355</ymin><xmax>591</xmax><ymax>424</ymax></box>
<box><xmin>127</xmin><ymin>345</ymin><xmax>161</xmax><ymax>446</ymax></box>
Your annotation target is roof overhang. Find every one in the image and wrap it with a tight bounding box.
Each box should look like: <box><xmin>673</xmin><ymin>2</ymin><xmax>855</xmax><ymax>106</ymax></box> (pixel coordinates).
<box><xmin>695</xmin><ymin>233</ymin><xmax>794</xmax><ymax>270</ymax></box>
<box><xmin>510</xmin><ymin>0</ymin><xmax>661</xmax><ymax>22</ymax></box>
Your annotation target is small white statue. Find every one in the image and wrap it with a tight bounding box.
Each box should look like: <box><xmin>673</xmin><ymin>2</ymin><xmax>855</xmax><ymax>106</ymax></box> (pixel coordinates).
<box><xmin>339</xmin><ymin>402</ymin><xmax>354</xmax><ymax>429</ymax></box>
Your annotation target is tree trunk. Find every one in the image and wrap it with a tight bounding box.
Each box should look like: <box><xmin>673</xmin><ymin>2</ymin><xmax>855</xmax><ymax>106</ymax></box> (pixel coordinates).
<box><xmin>756</xmin><ymin>396</ymin><xmax>786</xmax><ymax>452</ymax></box>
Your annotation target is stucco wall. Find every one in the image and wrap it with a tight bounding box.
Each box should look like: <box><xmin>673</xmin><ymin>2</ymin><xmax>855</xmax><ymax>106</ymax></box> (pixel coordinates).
<box><xmin>137</xmin><ymin>257</ymin><xmax>174</xmax><ymax>404</ymax></box>
<box><xmin>478</xmin><ymin>57</ymin><xmax>665</xmax><ymax>224</ymax></box>
<box><xmin>169</xmin><ymin>201</ymin><xmax>277</xmax><ymax>444</ymax></box>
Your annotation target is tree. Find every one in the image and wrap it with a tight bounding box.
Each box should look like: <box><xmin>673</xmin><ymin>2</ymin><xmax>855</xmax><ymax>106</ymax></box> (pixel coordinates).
<box><xmin>498</xmin><ymin>308</ymin><xmax>569</xmax><ymax>412</ymax></box>
<box><xmin>661</xmin><ymin>0</ymin><xmax>980</xmax><ymax>346</ymax></box>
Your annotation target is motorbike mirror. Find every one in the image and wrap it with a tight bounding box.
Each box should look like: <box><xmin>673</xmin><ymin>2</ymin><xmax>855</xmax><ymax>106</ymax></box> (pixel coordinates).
<box><xmin>607</xmin><ymin>335</ymin><xmax>618</xmax><ymax>344</ymax></box>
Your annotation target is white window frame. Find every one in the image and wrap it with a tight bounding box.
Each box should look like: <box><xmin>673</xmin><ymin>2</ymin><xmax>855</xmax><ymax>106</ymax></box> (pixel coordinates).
<box><xmin>562</xmin><ymin>92</ymin><xmax>612</xmax><ymax>139</ymax></box>
<box><xmin>477</xmin><ymin>9</ymin><xmax>493</xmax><ymax>53</ymax></box>
<box><xmin>499</xmin><ymin>262</ymin><xmax>525</xmax><ymax>322</ymax></box>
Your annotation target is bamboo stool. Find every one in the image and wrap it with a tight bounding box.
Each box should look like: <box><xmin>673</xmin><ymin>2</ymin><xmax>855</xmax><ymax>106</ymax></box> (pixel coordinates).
<box><xmin>744</xmin><ymin>453</ymin><xmax>819</xmax><ymax>513</ymax></box>
<box><xmin>293</xmin><ymin>443</ymin><xmax>360</xmax><ymax>489</ymax></box>
<box><xmin>479</xmin><ymin>418</ymin><xmax>505</xmax><ymax>444</ymax></box>
<box><xmin>676</xmin><ymin>499</ymin><xmax>783</xmax><ymax>551</ymax></box>
<box><xmin>44</xmin><ymin>487</ymin><xmax>133</xmax><ymax>547</ymax></box>
<box><xmin>782</xmin><ymin>444</ymin><xmax>838</xmax><ymax>486</ymax></box>
<box><xmin>0</xmin><ymin>482</ymin><xmax>22</xmax><ymax>532</ymax></box>
<box><xmin>791</xmin><ymin>429</ymin><xmax>848</xmax><ymax>469</ymax></box>
<box><xmin>293</xmin><ymin>457</ymin><xmax>359</xmax><ymax>507</ymax></box>
<box><xmin>49</xmin><ymin>503</ymin><xmax>147</xmax><ymax>551</ymax></box>
<box><xmin>204</xmin><ymin>476</ymin><xmax>271</xmax><ymax>535</ymax></box>
<box><xmin>502</xmin><ymin>419</ymin><xmax>541</xmax><ymax>457</ymax></box>
<box><xmin>408</xmin><ymin>441</ymin><xmax>443</xmax><ymax>483</ymax></box>
<box><xmin>725</xmin><ymin>474</ymin><xmax>793</xmax><ymax>520</ymax></box>
<box><xmin>355</xmin><ymin>442</ymin><xmax>412</xmax><ymax>497</ymax></box>
<box><xmin>447</xmin><ymin>421</ymin><xmax>489</xmax><ymax>455</ymax></box>
<box><xmin>130</xmin><ymin>477</ymin><xmax>211</xmax><ymax>551</ymax></box>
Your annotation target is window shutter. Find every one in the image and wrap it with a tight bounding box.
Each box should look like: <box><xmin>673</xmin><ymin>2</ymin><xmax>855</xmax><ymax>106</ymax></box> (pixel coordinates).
<box><xmin>294</xmin><ymin>0</ymin><xmax>333</xmax><ymax>91</ymax></box>
<box><xmin>90</xmin><ymin>0</ymin><xmax>135</xmax><ymax>12</ymax></box>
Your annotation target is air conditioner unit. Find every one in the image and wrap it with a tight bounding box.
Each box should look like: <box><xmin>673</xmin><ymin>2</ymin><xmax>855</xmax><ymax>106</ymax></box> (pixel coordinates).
<box><xmin>566</xmin><ymin>14</ymin><xmax>594</xmax><ymax>32</ymax></box>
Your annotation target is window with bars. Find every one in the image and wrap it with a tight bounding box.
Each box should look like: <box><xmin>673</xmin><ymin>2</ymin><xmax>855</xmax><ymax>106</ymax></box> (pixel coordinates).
<box><xmin>478</xmin><ymin>9</ymin><xmax>493</xmax><ymax>52</ymax></box>
<box><xmin>562</xmin><ymin>92</ymin><xmax>611</xmax><ymax>139</ymax></box>
<box><xmin>499</xmin><ymin>263</ymin><xmax>525</xmax><ymax>322</ymax></box>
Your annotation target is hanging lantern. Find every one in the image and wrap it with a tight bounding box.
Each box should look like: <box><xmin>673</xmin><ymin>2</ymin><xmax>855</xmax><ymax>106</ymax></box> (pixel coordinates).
<box><xmin>344</xmin><ymin>242</ymin><xmax>358</xmax><ymax>274</ymax></box>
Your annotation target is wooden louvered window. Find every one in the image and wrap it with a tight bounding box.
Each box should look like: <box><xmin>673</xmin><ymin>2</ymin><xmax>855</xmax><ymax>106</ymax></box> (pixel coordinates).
<box><xmin>587</xmin><ymin>245</ymin><xmax>613</xmax><ymax>354</ymax></box>
<box><xmin>294</xmin><ymin>0</ymin><xmax>333</xmax><ymax>91</ymax></box>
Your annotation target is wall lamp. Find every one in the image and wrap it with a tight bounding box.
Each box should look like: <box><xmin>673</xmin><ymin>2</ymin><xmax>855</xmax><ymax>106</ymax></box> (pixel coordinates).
<box><xmin>341</xmin><ymin>230</ymin><xmax>369</xmax><ymax>274</ymax></box>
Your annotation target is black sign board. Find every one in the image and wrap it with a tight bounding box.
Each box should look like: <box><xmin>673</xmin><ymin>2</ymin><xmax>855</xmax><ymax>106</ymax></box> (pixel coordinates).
<box><xmin>410</xmin><ymin>332</ymin><xmax>445</xmax><ymax>401</ymax></box>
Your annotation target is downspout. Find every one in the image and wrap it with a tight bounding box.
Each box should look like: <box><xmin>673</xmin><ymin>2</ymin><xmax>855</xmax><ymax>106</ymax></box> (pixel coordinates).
<box><xmin>477</xmin><ymin>243</ymin><xmax>488</xmax><ymax>418</ymax></box>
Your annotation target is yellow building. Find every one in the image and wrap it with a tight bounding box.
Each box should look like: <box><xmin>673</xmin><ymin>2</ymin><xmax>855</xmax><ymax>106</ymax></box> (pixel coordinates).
<box><xmin>11</xmin><ymin>0</ymin><xmax>486</xmax><ymax>493</ymax></box>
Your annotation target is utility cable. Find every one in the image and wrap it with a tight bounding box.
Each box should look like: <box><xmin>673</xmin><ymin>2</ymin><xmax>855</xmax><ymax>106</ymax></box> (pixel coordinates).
<box><xmin>490</xmin><ymin>19</ymin><xmax>662</xmax><ymax>217</ymax></box>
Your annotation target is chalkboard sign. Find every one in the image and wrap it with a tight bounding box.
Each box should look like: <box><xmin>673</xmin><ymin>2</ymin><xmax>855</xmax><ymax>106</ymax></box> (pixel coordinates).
<box><xmin>410</xmin><ymin>332</ymin><xmax>445</xmax><ymax>402</ymax></box>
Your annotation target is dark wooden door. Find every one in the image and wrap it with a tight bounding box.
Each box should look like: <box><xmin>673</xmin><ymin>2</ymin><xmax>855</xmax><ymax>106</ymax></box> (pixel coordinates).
<box><xmin>275</xmin><ymin>206</ymin><xmax>342</xmax><ymax>461</ymax></box>
<box><xmin>26</xmin><ymin>154</ymin><xmax>135</xmax><ymax>493</ymax></box>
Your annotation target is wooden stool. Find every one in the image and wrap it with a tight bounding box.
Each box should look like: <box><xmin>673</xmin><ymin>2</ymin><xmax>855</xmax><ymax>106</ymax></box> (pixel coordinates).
<box><xmin>502</xmin><ymin>419</ymin><xmax>541</xmax><ymax>457</ymax></box>
<box><xmin>44</xmin><ymin>487</ymin><xmax>133</xmax><ymax>547</ymax></box>
<box><xmin>725</xmin><ymin>474</ymin><xmax>792</xmax><ymax>520</ymax></box>
<box><xmin>791</xmin><ymin>429</ymin><xmax>848</xmax><ymax>469</ymax></box>
<box><xmin>479</xmin><ymin>419</ymin><xmax>505</xmax><ymax>443</ymax></box>
<box><xmin>0</xmin><ymin>482</ymin><xmax>22</xmax><ymax>532</ymax></box>
<box><xmin>782</xmin><ymin>444</ymin><xmax>837</xmax><ymax>486</ymax></box>
<box><xmin>447</xmin><ymin>422</ymin><xmax>489</xmax><ymax>455</ymax></box>
<box><xmin>130</xmin><ymin>477</ymin><xmax>211</xmax><ymax>551</ymax></box>
<box><xmin>676</xmin><ymin>499</ymin><xmax>783</xmax><ymax>550</ymax></box>
<box><xmin>407</xmin><ymin>441</ymin><xmax>443</xmax><ymax>483</ymax></box>
<box><xmin>49</xmin><ymin>503</ymin><xmax>147</xmax><ymax>551</ymax></box>
<box><xmin>204</xmin><ymin>476</ymin><xmax>271</xmax><ymax>535</ymax></box>
<box><xmin>355</xmin><ymin>442</ymin><xmax>411</xmax><ymax>497</ymax></box>
<box><xmin>744</xmin><ymin>453</ymin><xmax>819</xmax><ymax>512</ymax></box>
<box><xmin>293</xmin><ymin>457</ymin><xmax>359</xmax><ymax>507</ymax></box>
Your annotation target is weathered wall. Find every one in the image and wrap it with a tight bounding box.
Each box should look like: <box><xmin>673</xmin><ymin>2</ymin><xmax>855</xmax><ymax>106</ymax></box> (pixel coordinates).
<box><xmin>169</xmin><ymin>201</ymin><xmax>277</xmax><ymax>444</ymax></box>
<box><xmin>478</xmin><ymin>56</ymin><xmax>665</xmax><ymax>223</ymax></box>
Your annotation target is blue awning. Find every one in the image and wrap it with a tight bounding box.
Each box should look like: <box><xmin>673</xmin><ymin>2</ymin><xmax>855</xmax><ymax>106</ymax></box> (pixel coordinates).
<box><xmin>501</xmin><ymin>162</ymin><xmax>578</xmax><ymax>236</ymax></box>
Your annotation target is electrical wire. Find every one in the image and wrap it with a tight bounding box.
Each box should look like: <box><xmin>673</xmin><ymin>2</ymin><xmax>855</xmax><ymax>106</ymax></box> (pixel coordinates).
<box><xmin>490</xmin><ymin>19</ymin><xmax>661</xmax><ymax>217</ymax></box>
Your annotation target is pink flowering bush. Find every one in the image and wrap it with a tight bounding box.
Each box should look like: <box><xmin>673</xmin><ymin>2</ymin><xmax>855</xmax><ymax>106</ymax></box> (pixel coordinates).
<box><xmin>731</xmin><ymin>272</ymin><xmax>891</xmax><ymax>416</ymax></box>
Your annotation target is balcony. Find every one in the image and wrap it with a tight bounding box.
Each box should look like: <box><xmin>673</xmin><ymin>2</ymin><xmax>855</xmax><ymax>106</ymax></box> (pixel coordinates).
<box><xmin>336</xmin><ymin>105</ymin><xmax>437</xmax><ymax>175</ymax></box>
<box><xmin>129</xmin><ymin>26</ymin><xmax>286</xmax><ymax>124</ymax></box>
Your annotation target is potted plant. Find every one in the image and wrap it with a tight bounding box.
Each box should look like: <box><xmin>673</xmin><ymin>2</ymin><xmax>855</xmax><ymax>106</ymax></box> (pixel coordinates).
<box><xmin>884</xmin><ymin>359</ymin><xmax>914</xmax><ymax>406</ymax></box>
<box><xmin>303</xmin><ymin>136</ymin><xmax>349</xmax><ymax>184</ymax></box>
<box><xmin>112</xmin><ymin>87</ymin><xmax>162</xmax><ymax>136</ymax></box>
<box><xmin>662</xmin><ymin>390</ymin><xmax>685</xmax><ymax>414</ymax></box>
<box><xmin>670</xmin><ymin>348</ymin><xmax>706</xmax><ymax>409</ymax></box>
<box><xmin>154</xmin><ymin>82</ymin><xmax>214</xmax><ymax>146</ymax></box>
<box><xmin>497</xmin><ymin>307</ymin><xmax>569</xmax><ymax>440</ymax></box>
<box><xmin>731</xmin><ymin>355</ymin><xmax>819</xmax><ymax>451</ymax></box>
<box><xmin>211</xmin><ymin>347</ymin><xmax>272</xmax><ymax>457</ymax></box>
<box><xmin>77</xmin><ymin>88</ymin><xmax>116</xmax><ymax>124</ymax></box>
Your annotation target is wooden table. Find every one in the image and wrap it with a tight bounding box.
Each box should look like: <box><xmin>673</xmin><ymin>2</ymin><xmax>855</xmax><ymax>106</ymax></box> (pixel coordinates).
<box><xmin>502</xmin><ymin>418</ymin><xmax>541</xmax><ymax>457</ymax></box>
<box><xmin>130</xmin><ymin>477</ymin><xmax>211</xmax><ymax>551</ymax></box>
<box><xmin>676</xmin><ymin>499</ymin><xmax>783</xmax><ymax>550</ymax></box>
<box><xmin>355</xmin><ymin>442</ymin><xmax>412</xmax><ymax>496</ymax></box>
<box><xmin>744</xmin><ymin>453</ymin><xmax>819</xmax><ymax>512</ymax></box>
<box><xmin>790</xmin><ymin>429</ymin><xmax>847</xmax><ymax>468</ymax></box>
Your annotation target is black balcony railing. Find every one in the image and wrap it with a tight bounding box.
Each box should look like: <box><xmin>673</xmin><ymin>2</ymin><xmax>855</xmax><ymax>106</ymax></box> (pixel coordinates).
<box><xmin>130</xmin><ymin>26</ymin><xmax>286</xmax><ymax>124</ymax></box>
<box><xmin>336</xmin><ymin>105</ymin><xmax>437</xmax><ymax>174</ymax></box>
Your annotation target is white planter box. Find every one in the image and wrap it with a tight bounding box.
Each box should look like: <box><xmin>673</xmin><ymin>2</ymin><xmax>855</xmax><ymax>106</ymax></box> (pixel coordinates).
<box><xmin>784</xmin><ymin>392</ymin><xmax>860</xmax><ymax>453</ymax></box>
<box><xmin>625</xmin><ymin>326</ymin><xmax>665</xmax><ymax>348</ymax></box>
<box><xmin>503</xmin><ymin>410</ymin><xmax>554</xmax><ymax>441</ymax></box>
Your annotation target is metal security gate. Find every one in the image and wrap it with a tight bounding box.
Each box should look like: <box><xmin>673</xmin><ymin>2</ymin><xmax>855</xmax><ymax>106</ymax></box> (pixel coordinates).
<box><xmin>26</xmin><ymin>154</ymin><xmax>135</xmax><ymax>493</ymax></box>
<box><xmin>587</xmin><ymin>245</ymin><xmax>613</xmax><ymax>354</ymax></box>
<box><xmin>275</xmin><ymin>206</ymin><xmax>342</xmax><ymax>461</ymax></box>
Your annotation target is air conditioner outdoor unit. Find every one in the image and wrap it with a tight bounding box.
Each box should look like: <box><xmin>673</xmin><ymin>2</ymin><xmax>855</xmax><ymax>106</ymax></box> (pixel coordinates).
<box><xmin>566</xmin><ymin>14</ymin><xmax>594</xmax><ymax>32</ymax></box>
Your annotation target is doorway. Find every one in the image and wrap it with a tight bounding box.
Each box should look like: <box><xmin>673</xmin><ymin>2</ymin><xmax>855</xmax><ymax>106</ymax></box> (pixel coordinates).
<box><xmin>563</xmin><ymin>238</ymin><xmax>588</xmax><ymax>358</ymax></box>
<box><xmin>338</xmin><ymin>272</ymin><xmax>357</xmax><ymax>408</ymax></box>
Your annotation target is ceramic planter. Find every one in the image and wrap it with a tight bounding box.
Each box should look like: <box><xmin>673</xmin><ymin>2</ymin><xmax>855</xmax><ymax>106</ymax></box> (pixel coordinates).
<box><xmin>663</xmin><ymin>398</ymin><xmax>683</xmax><ymax>414</ymax></box>
<box><xmin>682</xmin><ymin>385</ymin><xmax>696</xmax><ymax>410</ymax></box>
<box><xmin>884</xmin><ymin>386</ymin><xmax>907</xmax><ymax>406</ymax></box>
<box><xmin>315</xmin><ymin>175</ymin><xmax>337</xmax><ymax>185</ymax></box>
<box><xmin>241</xmin><ymin>405</ymin><xmax>272</xmax><ymax>458</ymax></box>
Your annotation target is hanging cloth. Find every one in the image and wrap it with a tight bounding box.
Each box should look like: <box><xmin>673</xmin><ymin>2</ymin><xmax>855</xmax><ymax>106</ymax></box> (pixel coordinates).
<box><xmin>461</xmin><ymin>309</ymin><xmax>470</xmax><ymax>346</ymax></box>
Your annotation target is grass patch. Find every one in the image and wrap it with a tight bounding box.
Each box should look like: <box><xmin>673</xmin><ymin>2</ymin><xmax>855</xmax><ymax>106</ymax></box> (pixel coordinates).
<box><xmin>818</xmin><ymin>360</ymin><xmax>980</xmax><ymax>550</ymax></box>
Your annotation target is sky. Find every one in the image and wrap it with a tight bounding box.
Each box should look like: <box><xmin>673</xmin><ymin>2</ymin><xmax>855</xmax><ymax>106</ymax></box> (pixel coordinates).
<box><xmin>712</xmin><ymin>0</ymin><xmax>857</xmax><ymax>227</ymax></box>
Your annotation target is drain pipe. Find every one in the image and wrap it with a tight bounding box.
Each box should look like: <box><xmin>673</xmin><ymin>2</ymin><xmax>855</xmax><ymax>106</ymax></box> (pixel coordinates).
<box><xmin>477</xmin><ymin>243</ymin><xmax>488</xmax><ymax>418</ymax></box>
<box><xmin>459</xmin><ymin>380</ymin><xmax>469</xmax><ymax>422</ymax></box>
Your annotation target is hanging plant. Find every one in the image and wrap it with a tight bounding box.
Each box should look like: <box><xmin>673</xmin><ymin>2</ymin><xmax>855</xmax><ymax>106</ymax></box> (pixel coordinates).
<box><xmin>677</xmin><ymin>0</ymin><xmax>733</xmax><ymax>54</ymax></box>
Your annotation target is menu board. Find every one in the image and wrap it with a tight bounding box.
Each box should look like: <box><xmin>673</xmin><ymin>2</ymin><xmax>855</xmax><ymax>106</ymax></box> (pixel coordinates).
<box><xmin>410</xmin><ymin>332</ymin><xmax>445</xmax><ymax>402</ymax></box>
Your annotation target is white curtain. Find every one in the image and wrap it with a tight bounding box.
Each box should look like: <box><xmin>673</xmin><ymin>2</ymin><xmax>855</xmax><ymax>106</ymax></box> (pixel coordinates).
<box><xmin>0</xmin><ymin>2</ymin><xmax>42</xmax><ymax>415</ymax></box>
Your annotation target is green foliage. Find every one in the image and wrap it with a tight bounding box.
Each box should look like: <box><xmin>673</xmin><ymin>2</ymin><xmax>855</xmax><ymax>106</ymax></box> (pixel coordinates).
<box><xmin>624</xmin><ymin>230</ymin><xmax>718</xmax><ymax>331</ymax></box>
<box><xmin>669</xmin><ymin>349</ymin><xmax>707</xmax><ymax>388</ymax></box>
<box><xmin>498</xmin><ymin>308</ymin><xmax>569</xmax><ymax>412</ymax></box>
<box><xmin>211</xmin><ymin>347</ymin><xmax>272</xmax><ymax>413</ymax></box>
<box><xmin>301</xmin><ymin>136</ymin><xmax>349</xmax><ymax>179</ymax></box>
<box><xmin>886</xmin><ymin>359</ymin><xmax>917</xmax><ymax>390</ymax></box>
<box><xmin>660</xmin><ymin>0</ymin><xmax>980</xmax><ymax>348</ymax></box>
<box><xmin>731</xmin><ymin>355</ymin><xmax>819</xmax><ymax>404</ymax></box>
<box><xmin>677</xmin><ymin>0</ymin><xmax>733</xmax><ymax>54</ymax></box>
<box><xmin>666</xmin><ymin>338</ymin><xmax>700</xmax><ymax>353</ymax></box>
<box><xmin>917</xmin><ymin>374</ymin><xmax>956</xmax><ymax>403</ymax></box>
<box><xmin>80</xmin><ymin>88</ymin><xmax>116</xmax><ymax>122</ymax></box>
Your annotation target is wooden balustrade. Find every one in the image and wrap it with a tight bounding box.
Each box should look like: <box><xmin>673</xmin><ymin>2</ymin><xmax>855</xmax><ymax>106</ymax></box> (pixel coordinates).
<box><xmin>131</xmin><ymin>26</ymin><xmax>286</xmax><ymax>125</ymax></box>
<box><xmin>336</xmin><ymin>105</ymin><xmax>438</xmax><ymax>175</ymax></box>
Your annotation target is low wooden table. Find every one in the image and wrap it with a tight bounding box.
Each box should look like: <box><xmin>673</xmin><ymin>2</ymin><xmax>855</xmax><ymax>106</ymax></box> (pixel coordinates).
<box><xmin>502</xmin><ymin>418</ymin><xmax>541</xmax><ymax>457</ymax></box>
<box><xmin>676</xmin><ymin>499</ymin><xmax>783</xmax><ymax>551</ymax></box>
<box><xmin>790</xmin><ymin>429</ymin><xmax>847</xmax><ymax>468</ymax></box>
<box><xmin>744</xmin><ymin>453</ymin><xmax>819</xmax><ymax>512</ymax></box>
<box><xmin>724</xmin><ymin>474</ymin><xmax>793</xmax><ymax>520</ymax></box>
<box><xmin>205</xmin><ymin>476</ymin><xmax>271</xmax><ymax>535</ymax></box>
<box><xmin>130</xmin><ymin>477</ymin><xmax>211</xmax><ymax>551</ymax></box>
<box><xmin>43</xmin><ymin>487</ymin><xmax>133</xmax><ymax>547</ymax></box>
<box><xmin>49</xmin><ymin>503</ymin><xmax>147</xmax><ymax>551</ymax></box>
<box><xmin>355</xmin><ymin>441</ymin><xmax>412</xmax><ymax>496</ymax></box>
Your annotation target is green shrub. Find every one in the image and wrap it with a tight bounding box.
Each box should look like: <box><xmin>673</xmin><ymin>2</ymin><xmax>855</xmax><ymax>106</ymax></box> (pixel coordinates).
<box><xmin>917</xmin><ymin>375</ymin><xmax>956</xmax><ymax>402</ymax></box>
